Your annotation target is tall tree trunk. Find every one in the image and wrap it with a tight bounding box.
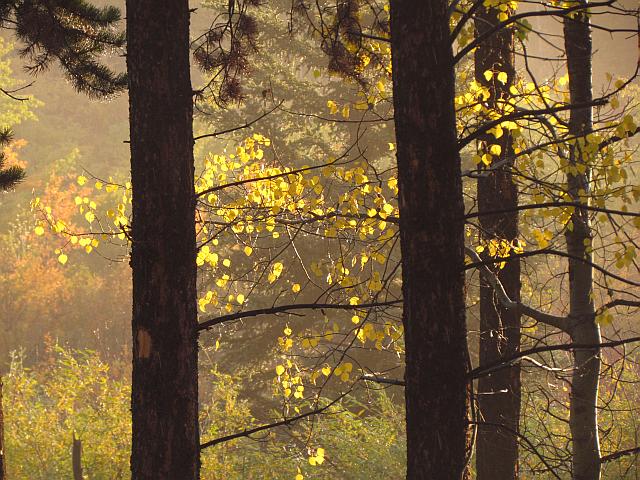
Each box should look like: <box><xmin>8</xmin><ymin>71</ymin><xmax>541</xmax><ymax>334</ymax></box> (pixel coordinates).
<box><xmin>390</xmin><ymin>1</ymin><xmax>471</xmax><ymax>478</ymax></box>
<box><xmin>126</xmin><ymin>2</ymin><xmax>200</xmax><ymax>479</ymax></box>
<box><xmin>563</xmin><ymin>3</ymin><xmax>601</xmax><ymax>479</ymax></box>
<box><xmin>474</xmin><ymin>6</ymin><xmax>521</xmax><ymax>480</ymax></box>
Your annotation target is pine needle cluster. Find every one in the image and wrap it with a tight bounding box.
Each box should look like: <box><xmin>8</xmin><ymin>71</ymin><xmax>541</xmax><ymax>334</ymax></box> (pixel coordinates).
<box><xmin>0</xmin><ymin>127</ymin><xmax>24</xmax><ymax>191</ymax></box>
<box><xmin>2</xmin><ymin>0</ymin><xmax>126</xmax><ymax>98</ymax></box>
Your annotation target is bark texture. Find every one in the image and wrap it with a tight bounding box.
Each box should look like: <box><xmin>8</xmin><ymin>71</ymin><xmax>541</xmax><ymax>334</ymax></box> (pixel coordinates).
<box><xmin>126</xmin><ymin>2</ymin><xmax>200</xmax><ymax>479</ymax></box>
<box><xmin>390</xmin><ymin>1</ymin><xmax>471</xmax><ymax>478</ymax></box>
<box><xmin>563</xmin><ymin>3</ymin><xmax>601</xmax><ymax>479</ymax></box>
<box><xmin>474</xmin><ymin>6</ymin><xmax>521</xmax><ymax>480</ymax></box>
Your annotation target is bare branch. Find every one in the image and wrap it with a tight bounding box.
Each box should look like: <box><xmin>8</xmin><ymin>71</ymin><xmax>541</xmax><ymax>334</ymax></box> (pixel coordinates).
<box><xmin>198</xmin><ymin>300</ymin><xmax>402</xmax><ymax>332</ymax></box>
<box><xmin>465</xmin><ymin>247</ymin><xmax>569</xmax><ymax>331</ymax></box>
<box><xmin>199</xmin><ymin>392</ymin><xmax>348</xmax><ymax>450</ymax></box>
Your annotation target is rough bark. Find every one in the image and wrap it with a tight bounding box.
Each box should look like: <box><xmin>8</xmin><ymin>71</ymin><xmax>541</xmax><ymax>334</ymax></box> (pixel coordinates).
<box><xmin>563</xmin><ymin>3</ymin><xmax>601</xmax><ymax>479</ymax></box>
<box><xmin>474</xmin><ymin>6</ymin><xmax>521</xmax><ymax>480</ymax></box>
<box><xmin>126</xmin><ymin>2</ymin><xmax>200</xmax><ymax>479</ymax></box>
<box><xmin>390</xmin><ymin>1</ymin><xmax>471</xmax><ymax>478</ymax></box>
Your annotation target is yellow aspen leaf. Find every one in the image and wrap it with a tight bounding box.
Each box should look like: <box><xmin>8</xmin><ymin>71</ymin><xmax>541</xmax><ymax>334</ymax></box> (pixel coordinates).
<box><xmin>483</xmin><ymin>70</ymin><xmax>493</xmax><ymax>81</ymax></box>
<box><xmin>327</xmin><ymin>100</ymin><xmax>338</xmax><ymax>114</ymax></box>
<box><xmin>292</xmin><ymin>283</ymin><xmax>301</xmax><ymax>293</ymax></box>
<box><xmin>222</xmin><ymin>258</ymin><xmax>231</xmax><ymax>267</ymax></box>
<box><xmin>596</xmin><ymin>310</ymin><xmax>614</xmax><ymax>326</ymax></box>
<box><xmin>284</xmin><ymin>325</ymin><xmax>292</xmax><ymax>336</ymax></box>
<box><xmin>497</xmin><ymin>72</ymin><xmax>508</xmax><ymax>84</ymax></box>
<box><xmin>236</xmin><ymin>294</ymin><xmax>245</xmax><ymax>305</ymax></box>
<box><xmin>269</xmin><ymin>262</ymin><xmax>284</xmax><ymax>283</ymax></box>
<box><xmin>34</xmin><ymin>225</ymin><xmax>44</xmax><ymax>236</ymax></box>
<box><xmin>610</xmin><ymin>96</ymin><xmax>619</xmax><ymax>109</ymax></box>
<box><xmin>341</xmin><ymin>105</ymin><xmax>350</xmax><ymax>119</ymax></box>
<box><xmin>321</xmin><ymin>365</ymin><xmax>331</xmax><ymax>376</ymax></box>
<box><xmin>77</xmin><ymin>175</ymin><xmax>87</xmax><ymax>186</ymax></box>
<box><xmin>58</xmin><ymin>253</ymin><xmax>68</xmax><ymax>265</ymax></box>
<box><xmin>243</xmin><ymin>245</ymin><xmax>253</xmax><ymax>256</ymax></box>
<box><xmin>275</xmin><ymin>365</ymin><xmax>285</xmax><ymax>376</ymax></box>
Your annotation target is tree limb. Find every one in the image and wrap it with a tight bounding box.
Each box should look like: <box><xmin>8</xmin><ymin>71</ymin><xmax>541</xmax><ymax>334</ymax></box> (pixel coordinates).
<box><xmin>198</xmin><ymin>300</ymin><xmax>402</xmax><ymax>332</ymax></box>
<box><xmin>465</xmin><ymin>247</ymin><xmax>569</xmax><ymax>331</ymax></box>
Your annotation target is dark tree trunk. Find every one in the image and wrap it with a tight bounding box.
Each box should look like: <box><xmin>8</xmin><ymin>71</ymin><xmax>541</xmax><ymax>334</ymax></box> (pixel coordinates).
<box><xmin>563</xmin><ymin>3</ymin><xmax>601</xmax><ymax>479</ymax></box>
<box><xmin>72</xmin><ymin>433</ymin><xmax>83</xmax><ymax>480</ymax></box>
<box><xmin>474</xmin><ymin>6</ymin><xmax>521</xmax><ymax>480</ymax></box>
<box><xmin>0</xmin><ymin>379</ymin><xmax>5</xmax><ymax>480</ymax></box>
<box><xmin>126</xmin><ymin>1</ymin><xmax>200</xmax><ymax>479</ymax></box>
<box><xmin>390</xmin><ymin>1</ymin><xmax>471</xmax><ymax>478</ymax></box>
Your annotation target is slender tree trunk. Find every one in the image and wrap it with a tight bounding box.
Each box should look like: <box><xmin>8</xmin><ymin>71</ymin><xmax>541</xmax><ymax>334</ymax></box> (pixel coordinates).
<box><xmin>126</xmin><ymin>2</ymin><xmax>200</xmax><ymax>479</ymax></box>
<box><xmin>72</xmin><ymin>433</ymin><xmax>83</xmax><ymax>480</ymax></box>
<box><xmin>390</xmin><ymin>1</ymin><xmax>471</xmax><ymax>478</ymax></box>
<box><xmin>474</xmin><ymin>6</ymin><xmax>521</xmax><ymax>480</ymax></box>
<box><xmin>0</xmin><ymin>378</ymin><xmax>5</xmax><ymax>480</ymax></box>
<box><xmin>563</xmin><ymin>3</ymin><xmax>601</xmax><ymax>479</ymax></box>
